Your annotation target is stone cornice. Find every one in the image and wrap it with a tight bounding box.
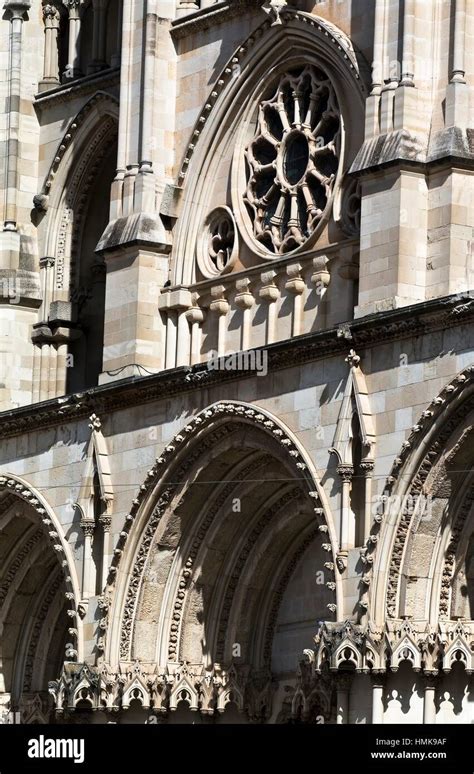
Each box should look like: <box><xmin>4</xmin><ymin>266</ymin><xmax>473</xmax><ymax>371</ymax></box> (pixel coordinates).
<box><xmin>0</xmin><ymin>293</ymin><xmax>473</xmax><ymax>439</ymax></box>
<box><xmin>171</xmin><ymin>0</ymin><xmax>259</xmax><ymax>39</ymax></box>
<box><xmin>34</xmin><ymin>67</ymin><xmax>120</xmax><ymax>108</ymax></box>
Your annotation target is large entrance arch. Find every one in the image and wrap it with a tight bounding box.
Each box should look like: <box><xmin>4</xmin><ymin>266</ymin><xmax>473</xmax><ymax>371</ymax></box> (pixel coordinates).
<box><xmin>95</xmin><ymin>402</ymin><xmax>339</xmax><ymax>722</ymax></box>
<box><xmin>318</xmin><ymin>366</ymin><xmax>474</xmax><ymax>723</ymax></box>
<box><xmin>0</xmin><ymin>476</ymin><xmax>81</xmax><ymax>724</ymax></box>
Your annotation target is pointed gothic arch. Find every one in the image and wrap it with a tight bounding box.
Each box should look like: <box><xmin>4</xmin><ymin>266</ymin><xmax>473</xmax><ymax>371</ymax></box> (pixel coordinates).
<box><xmin>0</xmin><ymin>474</ymin><xmax>83</xmax><ymax>720</ymax></box>
<box><xmin>34</xmin><ymin>92</ymin><xmax>119</xmax><ymax>395</ymax></box>
<box><xmin>105</xmin><ymin>401</ymin><xmax>339</xmax><ymax>693</ymax></box>
<box><xmin>368</xmin><ymin>365</ymin><xmax>474</xmax><ymax>628</ymax></box>
<box><xmin>173</xmin><ymin>10</ymin><xmax>370</xmax><ymax>285</ymax></box>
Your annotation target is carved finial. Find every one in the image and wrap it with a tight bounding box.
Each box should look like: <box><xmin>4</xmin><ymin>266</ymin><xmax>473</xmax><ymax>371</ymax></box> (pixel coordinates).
<box><xmin>345</xmin><ymin>349</ymin><xmax>361</xmax><ymax>368</ymax></box>
<box><xmin>262</xmin><ymin>0</ymin><xmax>287</xmax><ymax>25</ymax></box>
<box><xmin>88</xmin><ymin>413</ymin><xmax>101</xmax><ymax>431</ymax></box>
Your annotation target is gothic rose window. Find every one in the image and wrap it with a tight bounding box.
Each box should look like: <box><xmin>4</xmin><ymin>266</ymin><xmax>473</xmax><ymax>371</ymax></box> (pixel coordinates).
<box><xmin>243</xmin><ymin>65</ymin><xmax>340</xmax><ymax>254</ymax></box>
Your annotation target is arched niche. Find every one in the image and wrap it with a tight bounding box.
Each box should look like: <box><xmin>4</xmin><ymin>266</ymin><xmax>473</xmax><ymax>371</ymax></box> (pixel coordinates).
<box><xmin>36</xmin><ymin>93</ymin><xmax>119</xmax><ymax>392</ymax></box>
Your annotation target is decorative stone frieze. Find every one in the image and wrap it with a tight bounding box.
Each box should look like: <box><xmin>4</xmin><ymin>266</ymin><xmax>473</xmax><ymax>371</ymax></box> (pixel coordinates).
<box><xmin>49</xmin><ymin>660</ymin><xmax>275</xmax><ymax>719</ymax></box>
<box><xmin>312</xmin><ymin>619</ymin><xmax>474</xmax><ymax>677</ymax></box>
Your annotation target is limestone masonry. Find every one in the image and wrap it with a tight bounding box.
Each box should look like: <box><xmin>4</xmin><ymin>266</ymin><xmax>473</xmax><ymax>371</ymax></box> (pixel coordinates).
<box><xmin>0</xmin><ymin>0</ymin><xmax>473</xmax><ymax>724</ymax></box>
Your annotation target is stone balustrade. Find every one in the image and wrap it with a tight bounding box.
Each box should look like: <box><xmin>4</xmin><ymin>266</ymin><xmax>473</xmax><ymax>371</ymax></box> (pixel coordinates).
<box><xmin>158</xmin><ymin>243</ymin><xmax>358</xmax><ymax>370</ymax></box>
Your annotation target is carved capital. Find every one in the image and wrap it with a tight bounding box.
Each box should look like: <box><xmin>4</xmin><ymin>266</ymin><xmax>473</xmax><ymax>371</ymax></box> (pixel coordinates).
<box><xmin>80</xmin><ymin>521</ymin><xmax>95</xmax><ymax>538</ymax></box>
<box><xmin>4</xmin><ymin>0</ymin><xmax>31</xmax><ymax>20</ymax></box>
<box><xmin>337</xmin><ymin>464</ymin><xmax>354</xmax><ymax>483</ymax></box>
<box><xmin>62</xmin><ymin>0</ymin><xmax>81</xmax><ymax>17</ymax></box>
<box><xmin>99</xmin><ymin>515</ymin><xmax>112</xmax><ymax>533</ymax></box>
<box><xmin>42</xmin><ymin>3</ymin><xmax>60</xmax><ymax>23</ymax></box>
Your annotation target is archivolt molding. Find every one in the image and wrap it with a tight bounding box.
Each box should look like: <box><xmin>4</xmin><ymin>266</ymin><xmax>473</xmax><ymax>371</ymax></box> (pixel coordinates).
<box><xmin>0</xmin><ymin>474</ymin><xmax>83</xmax><ymax>661</ymax></box>
<box><xmin>23</xmin><ymin>569</ymin><xmax>64</xmax><ymax>694</ymax></box>
<box><xmin>364</xmin><ymin>365</ymin><xmax>474</xmax><ymax>626</ymax></box>
<box><xmin>262</xmin><ymin>525</ymin><xmax>322</xmax><ymax>668</ymax></box>
<box><xmin>177</xmin><ymin>10</ymin><xmax>366</xmax><ymax>183</ymax></box>
<box><xmin>213</xmin><ymin>486</ymin><xmax>302</xmax><ymax>665</ymax></box>
<box><xmin>166</xmin><ymin>452</ymin><xmax>273</xmax><ymax>663</ymax></box>
<box><xmin>36</xmin><ymin>91</ymin><xmax>119</xmax><ymax>205</ymax></box>
<box><xmin>104</xmin><ymin>401</ymin><xmax>339</xmax><ymax>665</ymax></box>
<box><xmin>174</xmin><ymin>10</ymin><xmax>369</xmax><ymax>282</ymax></box>
<box><xmin>0</xmin><ymin>528</ymin><xmax>43</xmax><ymax>610</ymax></box>
<box><xmin>37</xmin><ymin>92</ymin><xmax>119</xmax><ymax>293</ymax></box>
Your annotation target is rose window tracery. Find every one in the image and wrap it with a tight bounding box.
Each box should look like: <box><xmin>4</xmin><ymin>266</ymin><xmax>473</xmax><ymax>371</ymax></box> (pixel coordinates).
<box><xmin>244</xmin><ymin>65</ymin><xmax>341</xmax><ymax>254</ymax></box>
<box><xmin>209</xmin><ymin>213</ymin><xmax>235</xmax><ymax>272</ymax></box>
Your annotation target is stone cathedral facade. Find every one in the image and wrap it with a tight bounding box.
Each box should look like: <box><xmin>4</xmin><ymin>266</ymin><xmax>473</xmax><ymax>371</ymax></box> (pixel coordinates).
<box><xmin>0</xmin><ymin>0</ymin><xmax>473</xmax><ymax>726</ymax></box>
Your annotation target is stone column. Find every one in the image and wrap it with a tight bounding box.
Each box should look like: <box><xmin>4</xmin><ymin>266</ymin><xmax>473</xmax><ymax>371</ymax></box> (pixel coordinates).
<box><xmin>259</xmin><ymin>271</ymin><xmax>280</xmax><ymax>345</ymax></box>
<box><xmin>311</xmin><ymin>257</ymin><xmax>330</xmax><ymax>330</ymax></box>
<box><xmin>99</xmin><ymin>514</ymin><xmax>111</xmax><ymax>592</ymax></box>
<box><xmin>235</xmin><ymin>278</ymin><xmax>254</xmax><ymax>351</ymax></box>
<box><xmin>40</xmin><ymin>4</ymin><xmax>61</xmax><ymax>88</ymax></box>
<box><xmin>89</xmin><ymin>0</ymin><xmax>108</xmax><ymax>73</ymax></box>
<box><xmin>451</xmin><ymin>0</ymin><xmax>466</xmax><ymax>83</ymax></box>
<box><xmin>48</xmin><ymin>343</ymin><xmax>58</xmax><ymax>399</ymax></box>
<box><xmin>186</xmin><ymin>304</ymin><xmax>205</xmax><ymax>365</ymax></box>
<box><xmin>285</xmin><ymin>263</ymin><xmax>305</xmax><ymax>337</ymax></box>
<box><xmin>176</xmin><ymin>308</ymin><xmax>191</xmax><ymax>367</ymax></box>
<box><xmin>336</xmin><ymin>674</ymin><xmax>352</xmax><ymax>725</ymax></box>
<box><xmin>360</xmin><ymin>460</ymin><xmax>374</xmax><ymax>543</ymax></box>
<box><xmin>158</xmin><ymin>289</ymin><xmax>192</xmax><ymax>369</ymax></box>
<box><xmin>371</xmin><ymin>675</ymin><xmax>385</xmax><ymax>724</ymax></box>
<box><xmin>101</xmin><ymin>247</ymin><xmax>170</xmax><ymax>381</ymax></box>
<box><xmin>393</xmin><ymin>0</ymin><xmax>418</xmax><ymax>131</ymax></box>
<box><xmin>163</xmin><ymin>309</ymin><xmax>177</xmax><ymax>370</ymax></box>
<box><xmin>337</xmin><ymin>464</ymin><xmax>355</xmax><ymax>551</ymax></box>
<box><xmin>3</xmin><ymin>1</ymin><xmax>30</xmax><ymax>231</ymax></box>
<box><xmin>134</xmin><ymin>0</ymin><xmax>158</xmax><ymax>213</ymax></box>
<box><xmin>446</xmin><ymin>0</ymin><xmax>468</xmax><ymax>128</ymax></box>
<box><xmin>400</xmin><ymin>0</ymin><xmax>415</xmax><ymax>86</ymax></box>
<box><xmin>110</xmin><ymin>0</ymin><xmax>122</xmax><ymax>67</ymax></box>
<box><xmin>423</xmin><ymin>678</ymin><xmax>437</xmax><ymax>724</ymax></box>
<box><xmin>56</xmin><ymin>342</ymin><xmax>68</xmax><ymax>396</ymax></box>
<box><xmin>80</xmin><ymin>520</ymin><xmax>96</xmax><ymax>599</ymax></box>
<box><xmin>62</xmin><ymin>0</ymin><xmax>83</xmax><ymax>80</ymax></box>
<box><xmin>365</xmin><ymin>0</ymin><xmax>388</xmax><ymax>137</ymax></box>
<box><xmin>110</xmin><ymin>0</ymin><xmax>131</xmax><ymax>218</ymax></box>
<box><xmin>210</xmin><ymin>285</ymin><xmax>229</xmax><ymax>357</ymax></box>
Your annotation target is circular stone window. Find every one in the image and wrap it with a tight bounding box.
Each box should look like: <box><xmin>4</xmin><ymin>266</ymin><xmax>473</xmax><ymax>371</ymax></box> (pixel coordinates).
<box><xmin>243</xmin><ymin>65</ymin><xmax>341</xmax><ymax>255</ymax></box>
<box><xmin>198</xmin><ymin>206</ymin><xmax>237</xmax><ymax>277</ymax></box>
